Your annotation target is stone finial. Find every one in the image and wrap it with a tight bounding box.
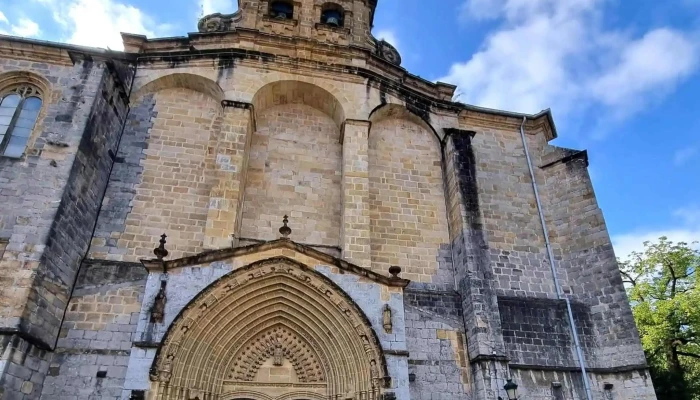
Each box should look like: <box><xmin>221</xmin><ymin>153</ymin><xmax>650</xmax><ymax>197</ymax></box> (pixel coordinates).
<box><xmin>388</xmin><ymin>266</ymin><xmax>401</xmax><ymax>279</ymax></box>
<box><xmin>279</xmin><ymin>215</ymin><xmax>292</xmax><ymax>238</ymax></box>
<box><xmin>154</xmin><ymin>234</ymin><xmax>169</xmax><ymax>260</ymax></box>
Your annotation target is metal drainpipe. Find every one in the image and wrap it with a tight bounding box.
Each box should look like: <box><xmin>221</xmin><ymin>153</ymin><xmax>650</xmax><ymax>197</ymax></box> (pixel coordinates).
<box><xmin>518</xmin><ymin>117</ymin><xmax>593</xmax><ymax>400</ymax></box>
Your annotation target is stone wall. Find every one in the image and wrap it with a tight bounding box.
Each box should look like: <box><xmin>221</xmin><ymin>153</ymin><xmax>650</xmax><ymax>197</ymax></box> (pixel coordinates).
<box><xmin>89</xmin><ymin>88</ymin><xmax>221</xmax><ymax>262</ymax></box>
<box><xmin>540</xmin><ymin>147</ymin><xmax>647</xmax><ymax>369</ymax></box>
<box><xmin>89</xmin><ymin>93</ymin><xmax>157</xmax><ymax>261</ymax></box>
<box><xmin>509</xmin><ymin>367</ymin><xmax>656</xmax><ymax>400</ymax></box>
<box><xmin>369</xmin><ymin>117</ymin><xmax>450</xmax><ymax>284</ymax></box>
<box><xmin>404</xmin><ymin>289</ymin><xmax>471</xmax><ymax>400</ymax></box>
<box><xmin>41</xmin><ymin>261</ymin><xmax>146</xmax><ymax>399</ymax></box>
<box><xmin>0</xmin><ymin>56</ymin><xmax>133</xmax><ymax>345</ymax></box>
<box><xmin>498</xmin><ymin>296</ymin><xmax>596</xmax><ymax>368</ymax></box>
<box><xmin>0</xmin><ymin>335</ymin><xmax>50</xmax><ymax>400</ymax></box>
<box><xmin>240</xmin><ymin>103</ymin><xmax>342</xmax><ymax>246</ymax></box>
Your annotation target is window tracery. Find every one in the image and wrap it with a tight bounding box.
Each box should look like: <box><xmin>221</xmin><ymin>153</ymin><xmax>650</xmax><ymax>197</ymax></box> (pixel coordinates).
<box><xmin>0</xmin><ymin>85</ymin><xmax>42</xmax><ymax>158</ymax></box>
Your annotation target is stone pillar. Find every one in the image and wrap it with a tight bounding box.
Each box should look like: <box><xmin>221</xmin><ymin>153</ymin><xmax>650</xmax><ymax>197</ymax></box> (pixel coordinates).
<box><xmin>203</xmin><ymin>102</ymin><xmax>253</xmax><ymax>249</ymax></box>
<box><xmin>340</xmin><ymin>119</ymin><xmax>371</xmax><ymax>269</ymax></box>
<box><xmin>442</xmin><ymin>129</ymin><xmax>509</xmax><ymax>399</ymax></box>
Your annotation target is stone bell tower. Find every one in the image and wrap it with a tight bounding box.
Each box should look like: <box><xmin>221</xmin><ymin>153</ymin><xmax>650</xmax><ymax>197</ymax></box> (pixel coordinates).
<box><xmin>197</xmin><ymin>0</ymin><xmax>401</xmax><ymax>65</ymax></box>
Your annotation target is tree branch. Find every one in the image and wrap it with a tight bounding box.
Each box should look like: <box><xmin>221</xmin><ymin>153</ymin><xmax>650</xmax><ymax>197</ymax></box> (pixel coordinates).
<box><xmin>677</xmin><ymin>351</ymin><xmax>700</xmax><ymax>359</ymax></box>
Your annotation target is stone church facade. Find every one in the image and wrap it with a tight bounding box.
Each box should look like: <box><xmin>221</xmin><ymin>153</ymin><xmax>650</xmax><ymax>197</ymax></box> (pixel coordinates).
<box><xmin>0</xmin><ymin>1</ymin><xmax>656</xmax><ymax>399</ymax></box>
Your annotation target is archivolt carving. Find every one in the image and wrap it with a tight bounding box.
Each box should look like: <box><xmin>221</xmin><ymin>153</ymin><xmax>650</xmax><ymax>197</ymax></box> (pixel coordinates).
<box><xmin>150</xmin><ymin>257</ymin><xmax>387</xmax><ymax>399</ymax></box>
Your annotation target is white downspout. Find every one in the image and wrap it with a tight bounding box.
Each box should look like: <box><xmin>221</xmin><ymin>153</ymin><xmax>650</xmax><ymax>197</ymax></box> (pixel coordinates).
<box><xmin>518</xmin><ymin>117</ymin><xmax>593</xmax><ymax>400</ymax></box>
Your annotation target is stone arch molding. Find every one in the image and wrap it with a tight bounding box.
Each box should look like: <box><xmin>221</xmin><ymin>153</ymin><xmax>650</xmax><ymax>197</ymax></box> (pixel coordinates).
<box><xmin>150</xmin><ymin>257</ymin><xmax>388</xmax><ymax>400</ymax></box>
<box><xmin>251</xmin><ymin>80</ymin><xmax>346</xmax><ymax>129</ymax></box>
<box><xmin>132</xmin><ymin>72</ymin><xmax>225</xmax><ymax>103</ymax></box>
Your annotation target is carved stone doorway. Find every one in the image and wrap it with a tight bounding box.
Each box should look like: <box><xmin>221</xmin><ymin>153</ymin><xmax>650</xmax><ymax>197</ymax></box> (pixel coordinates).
<box><xmin>148</xmin><ymin>257</ymin><xmax>388</xmax><ymax>400</ymax></box>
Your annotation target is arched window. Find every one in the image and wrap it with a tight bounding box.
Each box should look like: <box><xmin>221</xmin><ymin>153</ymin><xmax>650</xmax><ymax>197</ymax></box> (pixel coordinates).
<box><xmin>269</xmin><ymin>1</ymin><xmax>294</xmax><ymax>20</ymax></box>
<box><xmin>0</xmin><ymin>85</ymin><xmax>42</xmax><ymax>158</ymax></box>
<box><xmin>321</xmin><ymin>3</ymin><xmax>344</xmax><ymax>27</ymax></box>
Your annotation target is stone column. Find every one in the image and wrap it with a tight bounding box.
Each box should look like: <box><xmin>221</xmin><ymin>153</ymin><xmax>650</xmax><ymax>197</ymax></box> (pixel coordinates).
<box><xmin>203</xmin><ymin>102</ymin><xmax>253</xmax><ymax>249</ymax></box>
<box><xmin>340</xmin><ymin>119</ymin><xmax>371</xmax><ymax>269</ymax></box>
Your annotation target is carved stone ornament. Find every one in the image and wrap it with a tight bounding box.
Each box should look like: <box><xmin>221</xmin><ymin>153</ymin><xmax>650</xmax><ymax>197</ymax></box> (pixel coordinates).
<box><xmin>382</xmin><ymin>304</ymin><xmax>392</xmax><ymax>333</ymax></box>
<box><xmin>377</xmin><ymin>39</ymin><xmax>402</xmax><ymax>66</ymax></box>
<box><xmin>150</xmin><ymin>280</ymin><xmax>167</xmax><ymax>323</ymax></box>
<box><xmin>273</xmin><ymin>340</ymin><xmax>283</xmax><ymax>366</ymax></box>
<box><xmin>197</xmin><ymin>12</ymin><xmax>241</xmax><ymax>33</ymax></box>
<box><xmin>150</xmin><ymin>257</ymin><xmax>389</xmax><ymax>398</ymax></box>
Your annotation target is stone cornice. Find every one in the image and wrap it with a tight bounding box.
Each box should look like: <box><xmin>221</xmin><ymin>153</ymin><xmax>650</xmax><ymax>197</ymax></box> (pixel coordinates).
<box><xmin>0</xmin><ymin>34</ymin><xmax>134</xmax><ymax>67</ymax></box>
<box><xmin>140</xmin><ymin>238</ymin><xmax>411</xmax><ymax>288</ymax></box>
<box><xmin>458</xmin><ymin>108</ymin><xmax>557</xmax><ymax>141</ymax></box>
<box><xmin>0</xmin><ymin>34</ymin><xmax>558</xmax><ymax>143</ymax></box>
<box><xmin>122</xmin><ymin>27</ymin><xmax>454</xmax><ymax>99</ymax></box>
<box><xmin>508</xmin><ymin>363</ymin><xmax>650</xmax><ymax>374</ymax></box>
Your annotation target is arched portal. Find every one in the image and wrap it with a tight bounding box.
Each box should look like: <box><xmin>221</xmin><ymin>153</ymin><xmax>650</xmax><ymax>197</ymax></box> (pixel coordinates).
<box><xmin>150</xmin><ymin>257</ymin><xmax>387</xmax><ymax>400</ymax></box>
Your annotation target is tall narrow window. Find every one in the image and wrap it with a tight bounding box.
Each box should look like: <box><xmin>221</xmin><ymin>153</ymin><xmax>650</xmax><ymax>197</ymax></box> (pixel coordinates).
<box><xmin>0</xmin><ymin>86</ymin><xmax>42</xmax><ymax>158</ymax></box>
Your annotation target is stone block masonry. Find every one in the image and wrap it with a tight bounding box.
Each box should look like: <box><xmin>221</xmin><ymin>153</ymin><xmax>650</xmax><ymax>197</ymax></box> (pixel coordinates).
<box><xmin>369</xmin><ymin>117</ymin><xmax>451</xmax><ymax>284</ymax></box>
<box><xmin>0</xmin><ymin>56</ymin><xmax>134</xmax><ymax>342</ymax></box>
<box><xmin>41</xmin><ymin>261</ymin><xmax>146</xmax><ymax>399</ymax></box>
<box><xmin>404</xmin><ymin>289</ymin><xmax>471</xmax><ymax>400</ymax></box>
<box><xmin>241</xmin><ymin>103</ymin><xmax>342</xmax><ymax>246</ymax></box>
<box><xmin>0</xmin><ymin>54</ymin><xmax>134</xmax><ymax>399</ymax></box>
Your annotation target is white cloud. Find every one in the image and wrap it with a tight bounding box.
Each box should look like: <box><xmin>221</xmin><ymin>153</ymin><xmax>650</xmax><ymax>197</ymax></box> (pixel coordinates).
<box><xmin>590</xmin><ymin>29</ymin><xmax>698</xmax><ymax>111</ymax></box>
<box><xmin>31</xmin><ymin>0</ymin><xmax>172</xmax><ymax>50</ymax></box>
<box><xmin>199</xmin><ymin>0</ymin><xmax>236</xmax><ymax>16</ymax></box>
<box><xmin>613</xmin><ymin>228</ymin><xmax>700</xmax><ymax>260</ymax></box>
<box><xmin>375</xmin><ymin>29</ymin><xmax>400</xmax><ymax>51</ymax></box>
<box><xmin>674</xmin><ymin>206</ymin><xmax>700</xmax><ymax>226</ymax></box>
<box><xmin>0</xmin><ymin>11</ymin><xmax>9</xmax><ymax>25</ymax></box>
<box><xmin>613</xmin><ymin>205</ymin><xmax>700</xmax><ymax>260</ymax></box>
<box><xmin>11</xmin><ymin>17</ymin><xmax>40</xmax><ymax>37</ymax></box>
<box><xmin>674</xmin><ymin>145</ymin><xmax>698</xmax><ymax>166</ymax></box>
<box><xmin>443</xmin><ymin>0</ymin><xmax>700</xmax><ymax>119</ymax></box>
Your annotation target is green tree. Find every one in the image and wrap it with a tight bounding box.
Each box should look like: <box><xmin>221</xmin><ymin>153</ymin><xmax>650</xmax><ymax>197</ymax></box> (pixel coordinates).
<box><xmin>620</xmin><ymin>237</ymin><xmax>700</xmax><ymax>400</ymax></box>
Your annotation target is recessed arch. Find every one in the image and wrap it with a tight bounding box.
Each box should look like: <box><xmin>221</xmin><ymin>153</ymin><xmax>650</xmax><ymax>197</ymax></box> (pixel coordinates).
<box><xmin>369</xmin><ymin>103</ymin><xmax>440</xmax><ymax>143</ymax></box>
<box><xmin>132</xmin><ymin>72</ymin><xmax>225</xmax><ymax>103</ymax></box>
<box><xmin>0</xmin><ymin>70</ymin><xmax>51</xmax><ymax>98</ymax></box>
<box><xmin>251</xmin><ymin>80</ymin><xmax>346</xmax><ymax>129</ymax></box>
<box><xmin>150</xmin><ymin>257</ymin><xmax>388</xmax><ymax>400</ymax></box>
<box><xmin>367</xmin><ymin>103</ymin><xmax>450</xmax><ymax>284</ymax></box>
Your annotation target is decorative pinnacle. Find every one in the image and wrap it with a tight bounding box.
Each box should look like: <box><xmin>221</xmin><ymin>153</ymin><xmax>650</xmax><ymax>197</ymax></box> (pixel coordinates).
<box><xmin>389</xmin><ymin>265</ymin><xmax>402</xmax><ymax>279</ymax></box>
<box><xmin>279</xmin><ymin>215</ymin><xmax>292</xmax><ymax>238</ymax></box>
<box><xmin>153</xmin><ymin>234</ymin><xmax>169</xmax><ymax>260</ymax></box>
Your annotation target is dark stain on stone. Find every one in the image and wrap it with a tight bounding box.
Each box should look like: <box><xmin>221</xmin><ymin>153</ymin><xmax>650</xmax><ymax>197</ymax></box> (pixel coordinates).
<box><xmin>451</xmin><ymin>132</ymin><xmax>482</xmax><ymax>233</ymax></box>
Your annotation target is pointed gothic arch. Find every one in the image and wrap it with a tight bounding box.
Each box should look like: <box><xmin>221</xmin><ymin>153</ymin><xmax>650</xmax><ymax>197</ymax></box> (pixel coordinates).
<box><xmin>150</xmin><ymin>257</ymin><xmax>388</xmax><ymax>400</ymax></box>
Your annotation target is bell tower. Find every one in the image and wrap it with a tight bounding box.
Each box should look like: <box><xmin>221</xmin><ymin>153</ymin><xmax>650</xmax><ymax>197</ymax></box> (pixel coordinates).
<box><xmin>197</xmin><ymin>0</ymin><xmax>401</xmax><ymax>65</ymax></box>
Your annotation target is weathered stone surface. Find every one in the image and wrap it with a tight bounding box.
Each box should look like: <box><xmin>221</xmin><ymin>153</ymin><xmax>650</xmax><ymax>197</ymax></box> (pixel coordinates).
<box><xmin>0</xmin><ymin>1</ymin><xmax>655</xmax><ymax>399</ymax></box>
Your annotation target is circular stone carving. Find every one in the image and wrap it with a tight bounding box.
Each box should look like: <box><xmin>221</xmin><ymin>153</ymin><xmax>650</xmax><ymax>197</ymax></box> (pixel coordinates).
<box><xmin>378</xmin><ymin>40</ymin><xmax>402</xmax><ymax>66</ymax></box>
<box><xmin>197</xmin><ymin>12</ymin><xmax>240</xmax><ymax>32</ymax></box>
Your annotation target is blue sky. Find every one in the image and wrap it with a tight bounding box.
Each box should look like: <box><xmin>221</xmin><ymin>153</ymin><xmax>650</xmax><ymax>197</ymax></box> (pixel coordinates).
<box><xmin>1</xmin><ymin>0</ymin><xmax>698</xmax><ymax>258</ymax></box>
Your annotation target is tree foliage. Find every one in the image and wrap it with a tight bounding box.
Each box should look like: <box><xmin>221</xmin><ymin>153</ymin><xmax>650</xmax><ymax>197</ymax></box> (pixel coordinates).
<box><xmin>620</xmin><ymin>237</ymin><xmax>700</xmax><ymax>400</ymax></box>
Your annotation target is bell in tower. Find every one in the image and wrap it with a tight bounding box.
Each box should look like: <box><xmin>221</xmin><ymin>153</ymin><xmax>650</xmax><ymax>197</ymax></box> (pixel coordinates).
<box><xmin>269</xmin><ymin>0</ymin><xmax>293</xmax><ymax>20</ymax></box>
<box><xmin>321</xmin><ymin>5</ymin><xmax>344</xmax><ymax>28</ymax></box>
